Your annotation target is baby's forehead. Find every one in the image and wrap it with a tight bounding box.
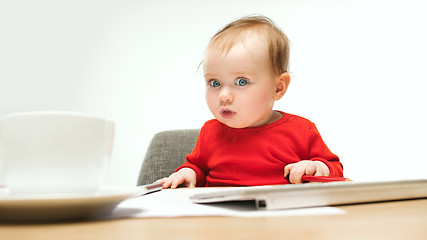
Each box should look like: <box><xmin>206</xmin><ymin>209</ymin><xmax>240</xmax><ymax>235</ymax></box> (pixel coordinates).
<box><xmin>203</xmin><ymin>37</ymin><xmax>273</xmax><ymax>77</ymax></box>
<box><xmin>205</xmin><ymin>31</ymin><xmax>269</xmax><ymax>58</ymax></box>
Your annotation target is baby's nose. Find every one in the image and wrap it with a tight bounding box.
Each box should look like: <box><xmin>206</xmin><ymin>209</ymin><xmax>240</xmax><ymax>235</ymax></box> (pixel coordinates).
<box><xmin>219</xmin><ymin>89</ymin><xmax>233</xmax><ymax>104</ymax></box>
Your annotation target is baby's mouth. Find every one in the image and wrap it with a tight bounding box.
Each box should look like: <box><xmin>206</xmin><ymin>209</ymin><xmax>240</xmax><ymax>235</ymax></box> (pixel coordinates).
<box><xmin>221</xmin><ymin>109</ymin><xmax>236</xmax><ymax>118</ymax></box>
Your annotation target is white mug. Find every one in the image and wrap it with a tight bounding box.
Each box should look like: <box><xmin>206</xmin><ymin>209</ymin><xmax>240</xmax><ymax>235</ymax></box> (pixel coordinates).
<box><xmin>0</xmin><ymin>111</ymin><xmax>115</xmax><ymax>194</ymax></box>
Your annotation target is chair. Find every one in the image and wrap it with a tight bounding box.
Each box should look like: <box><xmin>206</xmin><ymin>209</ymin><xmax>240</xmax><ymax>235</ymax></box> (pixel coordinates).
<box><xmin>137</xmin><ymin>129</ymin><xmax>200</xmax><ymax>186</ymax></box>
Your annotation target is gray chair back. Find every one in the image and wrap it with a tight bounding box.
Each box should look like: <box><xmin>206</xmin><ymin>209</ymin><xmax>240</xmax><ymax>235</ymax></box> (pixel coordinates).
<box><xmin>137</xmin><ymin>129</ymin><xmax>200</xmax><ymax>186</ymax></box>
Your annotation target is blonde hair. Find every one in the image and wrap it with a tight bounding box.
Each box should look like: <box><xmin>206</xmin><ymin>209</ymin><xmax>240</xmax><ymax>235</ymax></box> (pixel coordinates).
<box><xmin>207</xmin><ymin>15</ymin><xmax>289</xmax><ymax>76</ymax></box>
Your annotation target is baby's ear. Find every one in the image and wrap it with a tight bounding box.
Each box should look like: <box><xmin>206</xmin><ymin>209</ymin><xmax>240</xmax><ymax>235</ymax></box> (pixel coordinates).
<box><xmin>273</xmin><ymin>73</ymin><xmax>290</xmax><ymax>100</ymax></box>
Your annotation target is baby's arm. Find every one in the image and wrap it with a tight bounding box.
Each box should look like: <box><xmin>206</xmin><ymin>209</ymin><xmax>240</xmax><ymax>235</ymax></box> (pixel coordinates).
<box><xmin>284</xmin><ymin>160</ymin><xmax>330</xmax><ymax>184</ymax></box>
<box><xmin>157</xmin><ymin>168</ymin><xmax>197</xmax><ymax>189</ymax></box>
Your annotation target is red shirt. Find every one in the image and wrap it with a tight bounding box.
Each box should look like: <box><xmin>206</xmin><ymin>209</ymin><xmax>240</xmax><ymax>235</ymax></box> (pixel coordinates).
<box><xmin>176</xmin><ymin>111</ymin><xmax>343</xmax><ymax>187</ymax></box>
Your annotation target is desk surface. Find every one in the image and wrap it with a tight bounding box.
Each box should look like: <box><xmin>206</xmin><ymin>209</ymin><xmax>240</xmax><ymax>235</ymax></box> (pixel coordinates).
<box><xmin>1</xmin><ymin>198</ymin><xmax>426</xmax><ymax>240</ymax></box>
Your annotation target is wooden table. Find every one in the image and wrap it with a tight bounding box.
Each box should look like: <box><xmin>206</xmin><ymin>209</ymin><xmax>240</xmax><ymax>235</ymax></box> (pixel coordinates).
<box><xmin>1</xmin><ymin>198</ymin><xmax>426</xmax><ymax>240</ymax></box>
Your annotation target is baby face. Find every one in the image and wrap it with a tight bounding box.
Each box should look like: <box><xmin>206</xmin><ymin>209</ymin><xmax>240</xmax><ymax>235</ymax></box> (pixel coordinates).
<box><xmin>203</xmin><ymin>36</ymin><xmax>282</xmax><ymax>128</ymax></box>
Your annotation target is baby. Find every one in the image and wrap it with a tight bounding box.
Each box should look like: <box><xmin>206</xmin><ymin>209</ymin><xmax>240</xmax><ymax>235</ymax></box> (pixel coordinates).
<box><xmin>159</xmin><ymin>15</ymin><xmax>343</xmax><ymax>188</ymax></box>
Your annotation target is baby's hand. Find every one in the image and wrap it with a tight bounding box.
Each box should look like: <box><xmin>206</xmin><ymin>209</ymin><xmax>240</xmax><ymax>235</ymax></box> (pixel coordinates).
<box><xmin>156</xmin><ymin>168</ymin><xmax>197</xmax><ymax>189</ymax></box>
<box><xmin>284</xmin><ymin>160</ymin><xmax>330</xmax><ymax>184</ymax></box>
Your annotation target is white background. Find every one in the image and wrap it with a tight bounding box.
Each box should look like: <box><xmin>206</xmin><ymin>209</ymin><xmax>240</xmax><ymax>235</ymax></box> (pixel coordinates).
<box><xmin>1</xmin><ymin>0</ymin><xmax>426</xmax><ymax>186</ymax></box>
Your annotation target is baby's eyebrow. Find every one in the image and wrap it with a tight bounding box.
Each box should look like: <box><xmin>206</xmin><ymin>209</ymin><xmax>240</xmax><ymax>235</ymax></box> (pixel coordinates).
<box><xmin>204</xmin><ymin>73</ymin><xmax>218</xmax><ymax>79</ymax></box>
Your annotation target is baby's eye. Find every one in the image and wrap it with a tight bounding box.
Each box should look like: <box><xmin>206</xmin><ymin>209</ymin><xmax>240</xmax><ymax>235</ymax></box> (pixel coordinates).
<box><xmin>235</xmin><ymin>78</ymin><xmax>248</xmax><ymax>86</ymax></box>
<box><xmin>209</xmin><ymin>80</ymin><xmax>221</xmax><ymax>88</ymax></box>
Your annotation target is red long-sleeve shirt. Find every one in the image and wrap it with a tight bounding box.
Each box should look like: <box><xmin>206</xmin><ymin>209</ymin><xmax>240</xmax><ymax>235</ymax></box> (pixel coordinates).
<box><xmin>176</xmin><ymin>111</ymin><xmax>343</xmax><ymax>187</ymax></box>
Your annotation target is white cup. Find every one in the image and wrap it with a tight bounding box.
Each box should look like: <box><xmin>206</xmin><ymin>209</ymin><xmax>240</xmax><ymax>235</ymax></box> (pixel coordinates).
<box><xmin>0</xmin><ymin>111</ymin><xmax>115</xmax><ymax>194</ymax></box>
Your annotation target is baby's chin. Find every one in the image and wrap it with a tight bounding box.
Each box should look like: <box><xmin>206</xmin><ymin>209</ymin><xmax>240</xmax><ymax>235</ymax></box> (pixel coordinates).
<box><xmin>225</xmin><ymin>124</ymin><xmax>248</xmax><ymax>129</ymax></box>
<box><xmin>214</xmin><ymin>113</ymin><xmax>263</xmax><ymax>129</ymax></box>
<box><xmin>220</xmin><ymin>117</ymin><xmax>274</xmax><ymax>129</ymax></box>
<box><xmin>218</xmin><ymin>119</ymin><xmax>253</xmax><ymax>129</ymax></box>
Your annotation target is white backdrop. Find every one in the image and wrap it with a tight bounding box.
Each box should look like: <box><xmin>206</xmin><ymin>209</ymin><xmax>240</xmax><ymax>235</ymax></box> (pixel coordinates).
<box><xmin>1</xmin><ymin>0</ymin><xmax>426</xmax><ymax>186</ymax></box>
